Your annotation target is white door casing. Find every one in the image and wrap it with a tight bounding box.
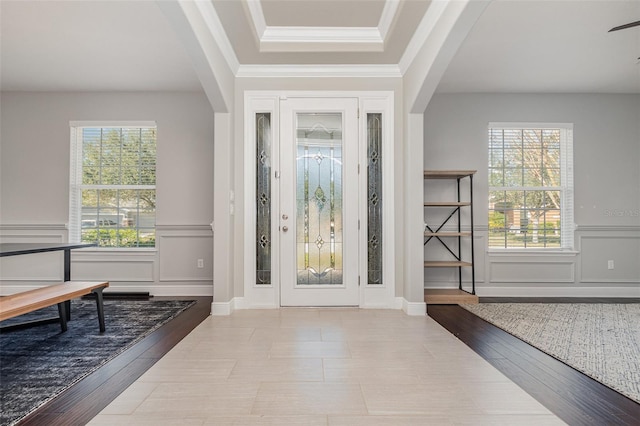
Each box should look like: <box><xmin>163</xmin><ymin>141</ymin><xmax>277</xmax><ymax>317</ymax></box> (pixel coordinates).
<box><xmin>243</xmin><ymin>91</ymin><xmax>395</xmax><ymax>310</ymax></box>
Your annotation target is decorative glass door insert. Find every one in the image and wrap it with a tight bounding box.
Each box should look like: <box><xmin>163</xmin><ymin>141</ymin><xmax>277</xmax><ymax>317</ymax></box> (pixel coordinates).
<box><xmin>256</xmin><ymin>113</ymin><xmax>271</xmax><ymax>285</ymax></box>
<box><xmin>296</xmin><ymin>113</ymin><xmax>343</xmax><ymax>285</ymax></box>
<box><xmin>280</xmin><ymin>98</ymin><xmax>359</xmax><ymax>306</ymax></box>
<box><xmin>367</xmin><ymin>113</ymin><xmax>383</xmax><ymax>285</ymax></box>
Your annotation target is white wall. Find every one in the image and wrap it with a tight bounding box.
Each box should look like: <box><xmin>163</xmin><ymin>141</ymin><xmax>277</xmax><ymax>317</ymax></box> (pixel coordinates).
<box><xmin>424</xmin><ymin>93</ymin><xmax>640</xmax><ymax>297</ymax></box>
<box><xmin>0</xmin><ymin>91</ymin><xmax>214</xmax><ymax>296</ymax></box>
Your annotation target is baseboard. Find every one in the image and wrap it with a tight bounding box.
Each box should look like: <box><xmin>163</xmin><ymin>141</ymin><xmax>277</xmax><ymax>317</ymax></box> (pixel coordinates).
<box><xmin>0</xmin><ymin>283</ymin><xmax>213</xmax><ymax>297</ymax></box>
<box><xmin>401</xmin><ymin>298</ymin><xmax>426</xmax><ymax>316</ymax></box>
<box><xmin>113</xmin><ymin>284</ymin><xmax>213</xmax><ymax>297</ymax></box>
<box><xmin>211</xmin><ymin>300</ymin><xmax>234</xmax><ymax>316</ymax></box>
<box><xmin>478</xmin><ymin>286</ymin><xmax>640</xmax><ymax>298</ymax></box>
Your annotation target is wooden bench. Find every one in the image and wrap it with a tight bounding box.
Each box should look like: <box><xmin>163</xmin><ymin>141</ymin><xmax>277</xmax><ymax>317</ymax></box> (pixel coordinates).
<box><xmin>0</xmin><ymin>281</ymin><xmax>109</xmax><ymax>332</ymax></box>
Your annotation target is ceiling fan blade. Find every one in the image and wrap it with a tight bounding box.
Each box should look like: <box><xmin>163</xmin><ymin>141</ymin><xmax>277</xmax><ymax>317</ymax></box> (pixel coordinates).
<box><xmin>608</xmin><ymin>20</ymin><xmax>640</xmax><ymax>32</ymax></box>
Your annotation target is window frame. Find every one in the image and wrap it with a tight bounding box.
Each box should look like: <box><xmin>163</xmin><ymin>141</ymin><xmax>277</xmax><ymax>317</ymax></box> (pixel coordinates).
<box><xmin>488</xmin><ymin>122</ymin><xmax>574</xmax><ymax>251</ymax></box>
<box><xmin>69</xmin><ymin>121</ymin><xmax>157</xmax><ymax>249</ymax></box>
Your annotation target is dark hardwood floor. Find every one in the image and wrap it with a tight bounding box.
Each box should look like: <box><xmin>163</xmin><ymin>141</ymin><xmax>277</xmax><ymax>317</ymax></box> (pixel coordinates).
<box><xmin>428</xmin><ymin>298</ymin><xmax>640</xmax><ymax>426</ymax></box>
<box><xmin>14</xmin><ymin>296</ymin><xmax>640</xmax><ymax>425</ymax></box>
<box><xmin>17</xmin><ymin>296</ymin><xmax>212</xmax><ymax>426</ymax></box>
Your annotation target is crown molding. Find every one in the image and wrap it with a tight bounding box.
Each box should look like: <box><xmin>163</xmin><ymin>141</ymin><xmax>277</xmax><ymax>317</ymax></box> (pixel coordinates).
<box><xmin>378</xmin><ymin>0</ymin><xmax>400</xmax><ymax>40</ymax></box>
<box><xmin>236</xmin><ymin>64</ymin><xmax>402</xmax><ymax>78</ymax></box>
<box><xmin>398</xmin><ymin>0</ymin><xmax>448</xmax><ymax>75</ymax></box>
<box><xmin>245</xmin><ymin>0</ymin><xmax>267</xmax><ymax>38</ymax></box>
<box><xmin>261</xmin><ymin>27</ymin><xmax>384</xmax><ymax>52</ymax></box>
<box><xmin>193</xmin><ymin>0</ymin><xmax>240</xmax><ymax>73</ymax></box>
<box><xmin>246</xmin><ymin>0</ymin><xmax>401</xmax><ymax>53</ymax></box>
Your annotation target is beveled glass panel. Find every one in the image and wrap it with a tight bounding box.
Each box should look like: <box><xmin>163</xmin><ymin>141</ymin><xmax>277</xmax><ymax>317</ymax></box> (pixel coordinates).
<box><xmin>256</xmin><ymin>113</ymin><xmax>272</xmax><ymax>285</ymax></box>
<box><xmin>367</xmin><ymin>113</ymin><xmax>383</xmax><ymax>285</ymax></box>
<box><xmin>296</xmin><ymin>113</ymin><xmax>343</xmax><ymax>285</ymax></box>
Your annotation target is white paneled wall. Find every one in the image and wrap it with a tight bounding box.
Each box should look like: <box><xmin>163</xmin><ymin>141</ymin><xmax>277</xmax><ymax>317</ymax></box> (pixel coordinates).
<box><xmin>0</xmin><ymin>225</ymin><xmax>213</xmax><ymax>296</ymax></box>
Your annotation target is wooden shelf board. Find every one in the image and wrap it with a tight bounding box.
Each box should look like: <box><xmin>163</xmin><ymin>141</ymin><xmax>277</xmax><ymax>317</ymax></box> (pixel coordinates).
<box><xmin>424</xmin><ymin>202</ymin><xmax>471</xmax><ymax>207</ymax></box>
<box><xmin>424</xmin><ymin>288</ymin><xmax>478</xmax><ymax>304</ymax></box>
<box><xmin>424</xmin><ymin>260</ymin><xmax>472</xmax><ymax>267</ymax></box>
<box><xmin>424</xmin><ymin>232</ymin><xmax>471</xmax><ymax>237</ymax></box>
<box><xmin>424</xmin><ymin>170</ymin><xmax>476</xmax><ymax>179</ymax></box>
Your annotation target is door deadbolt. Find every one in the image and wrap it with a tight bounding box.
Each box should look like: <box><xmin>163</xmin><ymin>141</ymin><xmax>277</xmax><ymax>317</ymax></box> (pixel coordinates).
<box><xmin>282</xmin><ymin>214</ymin><xmax>288</xmax><ymax>220</ymax></box>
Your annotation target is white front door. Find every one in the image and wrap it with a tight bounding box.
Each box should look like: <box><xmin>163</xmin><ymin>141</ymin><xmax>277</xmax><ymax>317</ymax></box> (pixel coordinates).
<box><xmin>279</xmin><ymin>97</ymin><xmax>359</xmax><ymax>306</ymax></box>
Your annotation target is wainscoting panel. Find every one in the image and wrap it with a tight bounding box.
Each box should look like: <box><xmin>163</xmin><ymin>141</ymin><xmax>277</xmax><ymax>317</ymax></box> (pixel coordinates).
<box><xmin>0</xmin><ymin>224</ymin><xmax>214</xmax><ymax>296</ymax></box>
<box><xmin>158</xmin><ymin>226</ymin><xmax>213</xmax><ymax>282</ymax></box>
<box><xmin>0</xmin><ymin>252</ymin><xmax>64</xmax><ymax>282</ymax></box>
<box><xmin>578</xmin><ymin>228</ymin><xmax>640</xmax><ymax>284</ymax></box>
<box><xmin>0</xmin><ymin>225</ymin><xmax>68</xmax><ymax>284</ymax></box>
<box><xmin>72</xmin><ymin>251</ymin><xmax>156</xmax><ymax>282</ymax></box>
<box><xmin>489</xmin><ymin>259</ymin><xmax>575</xmax><ymax>283</ymax></box>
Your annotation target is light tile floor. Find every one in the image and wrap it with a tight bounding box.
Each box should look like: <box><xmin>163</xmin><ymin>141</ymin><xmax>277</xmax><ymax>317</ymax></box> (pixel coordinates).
<box><xmin>89</xmin><ymin>309</ymin><xmax>566</xmax><ymax>425</ymax></box>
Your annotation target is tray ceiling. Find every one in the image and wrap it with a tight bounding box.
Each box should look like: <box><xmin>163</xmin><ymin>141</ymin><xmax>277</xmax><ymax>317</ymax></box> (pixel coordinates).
<box><xmin>0</xmin><ymin>0</ymin><xmax>638</xmax><ymax>93</ymax></box>
<box><xmin>213</xmin><ymin>0</ymin><xmax>428</xmax><ymax>60</ymax></box>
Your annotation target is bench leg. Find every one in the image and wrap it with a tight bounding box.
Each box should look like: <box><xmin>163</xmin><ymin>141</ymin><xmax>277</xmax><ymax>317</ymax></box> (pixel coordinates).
<box><xmin>64</xmin><ymin>300</ymin><xmax>71</xmax><ymax>321</ymax></box>
<box><xmin>57</xmin><ymin>302</ymin><xmax>68</xmax><ymax>332</ymax></box>
<box><xmin>93</xmin><ymin>287</ymin><xmax>106</xmax><ymax>332</ymax></box>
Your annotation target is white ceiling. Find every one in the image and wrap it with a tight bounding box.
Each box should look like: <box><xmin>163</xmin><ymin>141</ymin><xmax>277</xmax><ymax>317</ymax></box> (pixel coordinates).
<box><xmin>0</xmin><ymin>0</ymin><xmax>202</xmax><ymax>91</ymax></box>
<box><xmin>437</xmin><ymin>0</ymin><xmax>640</xmax><ymax>94</ymax></box>
<box><xmin>1</xmin><ymin>0</ymin><xmax>638</xmax><ymax>94</ymax></box>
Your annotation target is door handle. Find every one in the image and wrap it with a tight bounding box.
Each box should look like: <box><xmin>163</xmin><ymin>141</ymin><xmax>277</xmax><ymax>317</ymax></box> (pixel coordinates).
<box><xmin>282</xmin><ymin>226</ymin><xmax>289</xmax><ymax>232</ymax></box>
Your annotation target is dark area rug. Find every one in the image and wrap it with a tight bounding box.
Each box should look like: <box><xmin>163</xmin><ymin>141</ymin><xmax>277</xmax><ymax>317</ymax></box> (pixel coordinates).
<box><xmin>0</xmin><ymin>299</ymin><xmax>195</xmax><ymax>426</ymax></box>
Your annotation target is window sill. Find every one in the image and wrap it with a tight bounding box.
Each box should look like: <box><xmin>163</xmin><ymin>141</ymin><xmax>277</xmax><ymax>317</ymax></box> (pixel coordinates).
<box><xmin>75</xmin><ymin>247</ymin><xmax>157</xmax><ymax>254</ymax></box>
<box><xmin>487</xmin><ymin>249</ymin><xmax>578</xmax><ymax>257</ymax></box>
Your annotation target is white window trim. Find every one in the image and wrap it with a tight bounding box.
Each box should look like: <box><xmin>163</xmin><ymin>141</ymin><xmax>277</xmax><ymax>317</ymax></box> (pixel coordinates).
<box><xmin>69</xmin><ymin>121</ymin><xmax>157</xmax><ymax>248</ymax></box>
<box><xmin>487</xmin><ymin>122</ymin><xmax>574</xmax><ymax>251</ymax></box>
<box><xmin>69</xmin><ymin>121</ymin><xmax>156</xmax><ymax>128</ymax></box>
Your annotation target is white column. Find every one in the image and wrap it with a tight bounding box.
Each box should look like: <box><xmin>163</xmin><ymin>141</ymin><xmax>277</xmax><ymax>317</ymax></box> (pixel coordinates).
<box><xmin>212</xmin><ymin>112</ymin><xmax>235</xmax><ymax>315</ymax></box>
<box><xmin>403</xmin><ymin>113</ymin><xmax>426</xmax><ymax>315</ymax></box>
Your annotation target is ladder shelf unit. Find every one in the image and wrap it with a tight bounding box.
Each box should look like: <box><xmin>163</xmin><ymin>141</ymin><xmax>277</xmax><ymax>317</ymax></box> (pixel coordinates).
<box><xmin>423</xmin><ymin>170</ymin><xmax>476</xmax><ymax>298</ymax></box>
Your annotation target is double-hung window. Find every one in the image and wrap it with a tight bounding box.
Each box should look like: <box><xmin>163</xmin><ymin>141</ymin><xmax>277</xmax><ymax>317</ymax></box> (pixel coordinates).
<box><xmin>488</xmin><ymin>123</ymin><xmax>574</xmax><ymax>249</ymax></box>
<box><xmin>69</xmin><ymin>122</ymin><xmax>157</xmax><ymax>248</ymax></box>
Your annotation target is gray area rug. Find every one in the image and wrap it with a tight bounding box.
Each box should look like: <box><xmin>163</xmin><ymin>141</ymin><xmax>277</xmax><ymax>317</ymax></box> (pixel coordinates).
<box><xmin>0</xmin><ymin>299</ymin><xmax>195</xmax><ymax>426</ymax></box>
<box><xmin>460</xmin><ymin>303</ymin><xmax>640</xmax><ymax>403</ymax></box>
